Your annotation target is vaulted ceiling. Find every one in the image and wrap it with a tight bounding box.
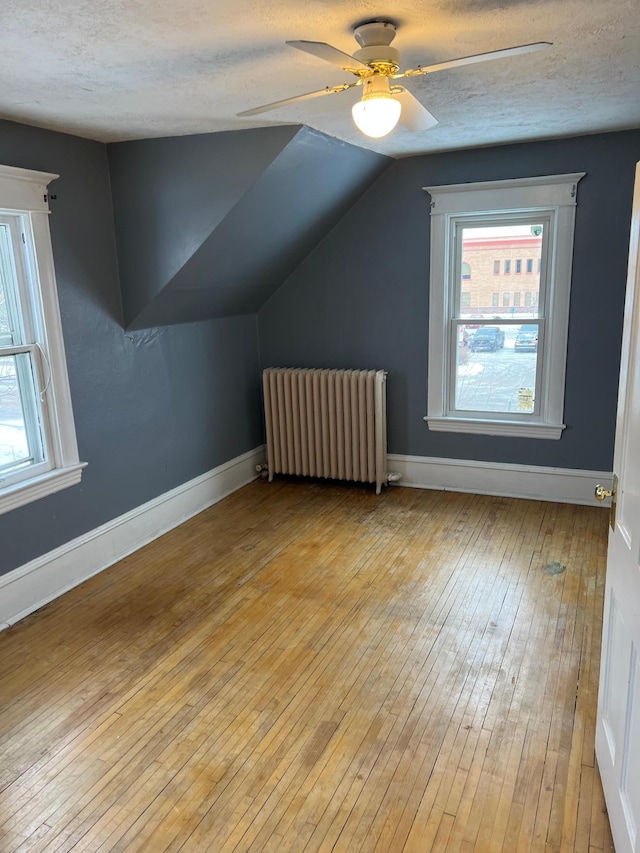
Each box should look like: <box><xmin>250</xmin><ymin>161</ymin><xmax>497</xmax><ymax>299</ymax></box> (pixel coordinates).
<box><xmin>1</xmin><ymin>0</ymin><xmax>638</xmax><ymax>157</ymax></box>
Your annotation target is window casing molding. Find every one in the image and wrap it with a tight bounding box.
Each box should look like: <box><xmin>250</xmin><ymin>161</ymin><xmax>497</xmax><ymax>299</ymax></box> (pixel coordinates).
<box><xmin>423</xmin><ymin>173</ymin><xmax>585</xmax><ymax>440</ymax></box>
<box><xmin>0</xmin><ymin>165</ymin><xmax>85</xmax><ymax>514</ymax></box>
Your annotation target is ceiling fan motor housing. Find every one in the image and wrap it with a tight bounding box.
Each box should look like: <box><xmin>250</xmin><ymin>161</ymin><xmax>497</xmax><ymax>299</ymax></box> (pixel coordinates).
<box><xmin>352</xmin><ymin>21</ymin><xmax>399</xmax><ymax>69</ymax></box>
<box><xmin>353</xmin><ymin>21</ymin><xmax>397</xmax><ymax>48</ymax></box>
<box><xmin>353</xmin><ymin>45</ymin><xmax>400</xmax><ymax>67</ymax></box>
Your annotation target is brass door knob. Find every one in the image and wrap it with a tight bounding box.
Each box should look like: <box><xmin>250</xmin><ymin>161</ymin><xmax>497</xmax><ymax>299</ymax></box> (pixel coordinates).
<box><xmin>595</xmin><ymin>474</ymin><xmax>618</xmax><ymax>530</ymax></box>
<box><xmin>595</xmin><ymin>484</ymin><xmax>613</xmax><ymax>502</ymax></box>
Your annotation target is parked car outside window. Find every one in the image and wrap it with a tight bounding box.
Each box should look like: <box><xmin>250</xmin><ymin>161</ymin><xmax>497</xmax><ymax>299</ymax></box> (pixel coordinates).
<box><xmin>515</xmin><ymin>324</ymin><xmax>539</xmax><ymax>351</ymax></box>
<box><xmin>469</xmin><ymin>326</ymin><xmax>505</xmax><ymax>352</ymax></box>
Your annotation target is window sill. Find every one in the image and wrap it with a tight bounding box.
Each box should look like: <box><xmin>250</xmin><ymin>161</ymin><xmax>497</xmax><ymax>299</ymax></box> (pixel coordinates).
<box><xmin>424</xmin><ymin>416</ymin><xmax>565</xmax><ymax>440</ymax></box>
<box><xmin>0</xmin><ymin>462</ymin><xmax>87</xmax><ymax>515</ymax></box>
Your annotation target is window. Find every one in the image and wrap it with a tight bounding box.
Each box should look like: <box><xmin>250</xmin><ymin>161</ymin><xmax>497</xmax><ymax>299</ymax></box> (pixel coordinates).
<box><xmin>502</xmin><ymin>292</ymin><xmax>510</xmax><ymax>307</ymax></box>
<box><xmin>493</xmin><ymin>260</ymin><xmax>500</xmax><ymax>275</ymax></box>
<box><xmin>0</xmin><ymin>165</ymin><xmax>84</xmax><ymax>514</ymax></box>
<box><xmin>515</xmin><ymin>259</ymin><xmax>522</xmax><ymax>274</ymax></box>
<box><xmin>504</xmin><ymin>260</ymin><xmax>511</xmax><ymax>274</ymax></box>
<box><xmin>461</xmin><ymin>261</ymin><xmax>471</xmax><ymax>280</ymax></box>
<box><xmin>514</xmin><ymin>292</ymin><xmax>521</xmax><ymax>306</ymax></box>
<box><xmin>537</xmin><ymin>258</ymin><xmax>541</xmax><ymax>274</ymax></box>
<box><xmin>526</xmin><ymin>258</ymin><xmax>533</xmax><ymax>274</ymax></box>
<box><xmin>424</xmin><ymin>172</ymin><xmax>584</xmax><ymax>439</ymax></box>
<box><xmin>492</xmin><ymin>293</ymin><xmax>499</xmax><ymax>306</ymax></box>
<box><xmin>461</xmin><ymin>291</ymin><xmax>471</xmax><ymax>307</ymax></box>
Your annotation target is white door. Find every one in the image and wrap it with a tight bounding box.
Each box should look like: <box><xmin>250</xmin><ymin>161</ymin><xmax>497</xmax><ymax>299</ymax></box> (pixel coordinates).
<box><xmin>596</xmin><ymin>162</ymin><xmax>640</xmax><ymax>853</ymax></box>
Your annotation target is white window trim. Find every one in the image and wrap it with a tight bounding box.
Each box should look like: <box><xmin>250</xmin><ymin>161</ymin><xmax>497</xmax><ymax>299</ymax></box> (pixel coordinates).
<box><xmin>0</xmin><ymin>164</ymin><xmax>85</xmax><ymax>514</ymax></box>
<box><xmin>423</xmin><ymin>173</ymin><xmax>585</xmax><ymax>440</ymax></box>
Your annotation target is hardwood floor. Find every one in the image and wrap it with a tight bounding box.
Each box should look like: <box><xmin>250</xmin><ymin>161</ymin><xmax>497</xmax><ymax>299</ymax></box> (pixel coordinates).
<box><xmin>0</xmin><ymin>480</ymin><xmax>614</xmax><ymax>852</ymax></box>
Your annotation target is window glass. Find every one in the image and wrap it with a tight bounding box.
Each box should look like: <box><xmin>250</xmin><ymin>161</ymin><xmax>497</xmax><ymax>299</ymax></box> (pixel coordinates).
<box><xmin>0</xmin><ymin>221</ymin><xmax>48</xmax><ymax>482</ymax></box>
<box><xmin>0</xmin><ymin>224</ymin><xmax>23</xmax><ymax>347</ymax></box>
<box><xmin>493</xmin><ymin>260</ymin><xmax>500</xmax><ymax>275</ymax></box>
<box><xmin>453</xmin><ymin>222</ymin><xmax>546</xmax><ymax>417</ymax></box>
<box><xmin>0</xmin><ymin>275</ymin><xmax>10</xmax><ymax>346</ymax></box>
<box><xmin>0</xmin><ymin>353</ymin><xmax>45</xmax><ymax>474</ymax></box>
<box><xmin>456</xmin><ymin>322</ymin><xmax>538</xmax><ymax>414</ymax></box>
<box><xmin>459</xmin><ymin>224</ymin><xmax>543</xmax><ymax>320</ymax></box>
<box><xmin>504</xmin><ymin>260</ymin><xmax>511</xmax><ymax>274</ymax></box>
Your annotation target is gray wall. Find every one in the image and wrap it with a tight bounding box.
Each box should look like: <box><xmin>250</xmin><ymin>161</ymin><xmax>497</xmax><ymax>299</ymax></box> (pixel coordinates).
<box><xmin>108</xmin><ymin>126</ymin><xmax>299</xmax><ymax>325</ymax></box>
<box><xmin>0</xmin><ymin>120</ymin><xmax>262</xmax><ymax>576</ymax></box>
<box><xmin>258</xmin><ymin>130</ymin><xmax>640</xmax><ymax>473</ymax></box>
<box><xmin>108</xmin><ymin>127</ymin><xmax>389</xmax><ymax>329</ymax></box>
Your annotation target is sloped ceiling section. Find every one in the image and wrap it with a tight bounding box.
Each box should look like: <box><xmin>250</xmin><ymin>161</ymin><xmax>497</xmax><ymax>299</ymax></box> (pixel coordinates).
<box><xmin>108</xmin><ymin>126</ymin><xmax>390</xmax><ymax>329</ymax></box>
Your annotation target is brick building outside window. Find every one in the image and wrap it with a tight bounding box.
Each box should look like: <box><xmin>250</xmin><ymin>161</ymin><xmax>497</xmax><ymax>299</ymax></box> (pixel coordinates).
<box><xmin>459</xmin><ymin>231</ymin><xmax>542</xmax><ymax>318</ymax></box>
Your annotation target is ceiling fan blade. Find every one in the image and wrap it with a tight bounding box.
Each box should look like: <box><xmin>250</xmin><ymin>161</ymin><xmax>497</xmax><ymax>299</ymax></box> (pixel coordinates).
<box><xmin>398</xmin><ymin>42</ymin><xmax>552</xmax><ymax>78</ymax></box>
<box><xmin>286</xmin><ymin>40</ymin><xmax>369</xmax><ymax>72</ymax></box>
<box><xmin>237</xmin><ymin>83</ymin><xmax>357</xmax><ymax>117</ymax></box>
<box><xmin>395</xmin><ymin>89</ymin><xmax>438</xmax><ymax>132</ymax></box>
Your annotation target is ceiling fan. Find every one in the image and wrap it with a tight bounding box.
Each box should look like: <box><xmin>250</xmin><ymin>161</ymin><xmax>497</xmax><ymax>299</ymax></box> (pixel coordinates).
<box><xmin>238</xmin><ymin>21</ymin><xmax>551</xmax><ymax>139</ymax></box>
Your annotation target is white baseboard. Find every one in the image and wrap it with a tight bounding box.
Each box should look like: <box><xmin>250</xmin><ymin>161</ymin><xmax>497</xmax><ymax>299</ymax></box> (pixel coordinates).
<box><xmin>0</xmin><ymin>446</ymin><xmax>265</xmax><ymax>631</ymax></box>
<box><xmin>387</xmin><ymin>453</ymin><xmax>613</xmax><ymax>507</ymax></box>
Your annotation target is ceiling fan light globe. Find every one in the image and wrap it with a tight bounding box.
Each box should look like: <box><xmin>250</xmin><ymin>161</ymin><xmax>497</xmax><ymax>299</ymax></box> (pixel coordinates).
<box><xmin>352</xmin><ymin>94</ymin><xmax>401</xmax><ymax>139</ymax></box>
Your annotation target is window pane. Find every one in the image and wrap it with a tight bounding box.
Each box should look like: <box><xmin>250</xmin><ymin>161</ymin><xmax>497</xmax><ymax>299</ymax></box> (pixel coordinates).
<box><xmin>455</xmin><ymin>323</ymin><xmax>538</xmax><ymax>414</ymax></box>
<box><xmin>0</xmin><ymin>353</ymin><xmax>45</xmax><ymax>474</ymax></box>
<box><xmin>0</xmin><ymin>224</ymin><xmax>23</xmax><ymax>346</ymax></box>
<box><xmin>459</xmin><ymin>224</ymin><xmax>544</xmax><ymax>319</ymax></box>
<box><xmin>0</xmin><ymin>274</ymin><xmax>10</xmax><ymax>346</ymax></box>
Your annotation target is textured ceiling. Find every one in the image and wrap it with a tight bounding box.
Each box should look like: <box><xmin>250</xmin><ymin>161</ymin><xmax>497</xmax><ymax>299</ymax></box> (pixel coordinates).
<box><xmin>1</xmin><ymin>0</ymin><xmax>638</xmax><ymax>157</ymax></box>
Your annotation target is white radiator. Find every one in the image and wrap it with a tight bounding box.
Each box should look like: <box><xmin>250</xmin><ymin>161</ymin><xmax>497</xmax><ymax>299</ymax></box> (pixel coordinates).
<box><xmin>262</xmin><ymin>368</ymin><xmax>388</xmax><ymax>494</ymax></box>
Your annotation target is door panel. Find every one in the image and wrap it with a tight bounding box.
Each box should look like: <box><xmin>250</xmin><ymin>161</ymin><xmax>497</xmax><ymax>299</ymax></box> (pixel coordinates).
<box><xmin>601</xmin><ymin>591</ymin><xmax>632</xmax><ymax>762</ymax></box>
<box><xmin>595</xmin><ymin>162</ymin><xmax>640</xmax><ymax>853</ymax></box>
<box><xmin>625</xmin><ymin>661</ymin><xmax>640</xmax><ymax>843</ymax></box>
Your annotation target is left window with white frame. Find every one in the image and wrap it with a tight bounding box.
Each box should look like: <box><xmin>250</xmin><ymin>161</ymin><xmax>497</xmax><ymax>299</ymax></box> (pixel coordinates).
<box><xmin>0</xmin><ymin>165</ymin><xmax>84</xmax><ymax>514</ymax></box>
